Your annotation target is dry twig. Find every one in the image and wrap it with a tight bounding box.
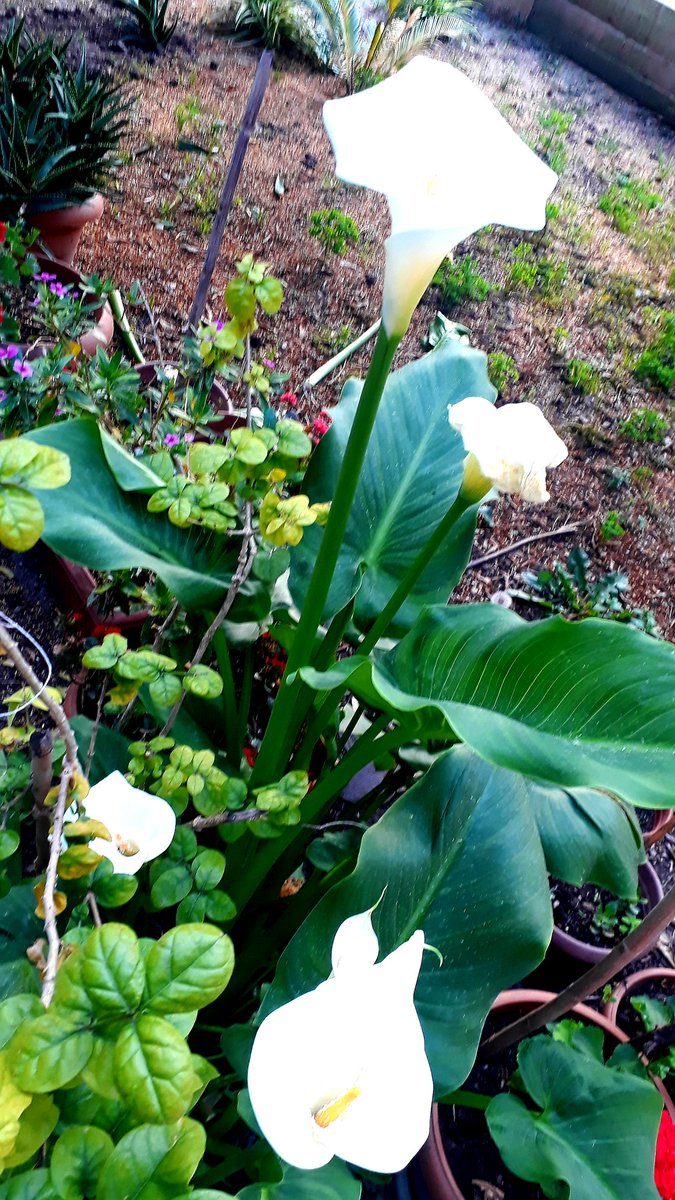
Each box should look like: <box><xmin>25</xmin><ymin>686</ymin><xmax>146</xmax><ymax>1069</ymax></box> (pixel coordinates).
<box><xmin>467</xmin><ymin>521</ymin><xmax>584</xmax><ymax>570</ymax></box>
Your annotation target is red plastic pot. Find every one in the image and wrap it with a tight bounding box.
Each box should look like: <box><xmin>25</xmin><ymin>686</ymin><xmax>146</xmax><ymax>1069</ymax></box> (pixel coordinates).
<box><xmin>42</xmin><ymin>546</ymin><xmax>150</xmax><ymax>639</ymax></box>
<box><xmin>28</xmin><ymin>193</ymin><xmax>104</xmax><ymax>267</ymax></box>
<box><xmin>551</xmin><ymin>862</ymin><xmax>664</xmax><ymax>965</ymax></box>
<box><xmin>417</xmin><ymin>988</ymin><xmax>659</xmax><ymax>1200</ymax></box>
<box><xmin>644</xmin><ymin>809</ymin><xmax>675</xmax><ymax>849</ymax></box>
<box><xmin>603</xmin><ymin>968</ymin><xmax>675</xmax><ymax>1028</ymax></box>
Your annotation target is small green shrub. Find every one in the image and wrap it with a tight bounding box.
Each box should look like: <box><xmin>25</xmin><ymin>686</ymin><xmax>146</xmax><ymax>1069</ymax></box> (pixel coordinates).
<box><xmin>537</xmin><ymin>108</ymin><xmax>574</xmax><ymax>174</ymax></box>
<box><xmin>308</xmin><ymin>208</ymin><xmax>360</xmax><ymax>256</ymax></box>
<box><xmin>598</xmin><ymin>176</ymin><xmax>662</xmax><ymax>234</ymax></box>
<box><xmin>433</xmin><ymin>256</ymin><xmax>492</xmax><ymax>307</ymax></box>
<box><xmin>634</xmin><ymin>313</ymin><xmax>675</xmax><ymax>391</ymax></box>
<box><xmin>488</xmin><ymin>351</ymin><xmax>519</xmax><ymax>395</ymax></box>
<box><xmin>600</xmin><ymin>510</ymin><xmax>626</xmax><ymax>541</ymax></box>
<box><xmin>566</xmin><ymin>357</ymin><xmax>601</xmax><ymax>395</ymax></box>
<box><xmin>619</xmin><ymin>407</ymin><xmax>668</xmax><ymax>444</ymax></box>
<box><xmin>234</xmin><ymin>0</ymin><xmax>295</xmax><ymax>47</ymax></box>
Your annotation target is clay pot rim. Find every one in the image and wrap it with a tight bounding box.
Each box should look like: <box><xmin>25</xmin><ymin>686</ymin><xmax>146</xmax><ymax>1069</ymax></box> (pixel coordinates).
<box><xmin>644</xmin><ymin>808</ymin><xmax>675</xmax><ymax>849</ymax></box>
<box><xmin>25</xmin><ymin>192</ymin><xmax>104</xmax><ymax>220</ymax></box>
<box><xmin>419</xmin><ymin>988</ymin><xmax>648</xmax><ymax>1200</ymax></box>
<box><xmin>551</xmin><ymin>861</ymin><xmax>664</xmax><ymax>965</ymax></box>
<box><xmin>602</xmin><ymin>967</ymin><xmax>675</xmax><ymax>1027</ymax></box>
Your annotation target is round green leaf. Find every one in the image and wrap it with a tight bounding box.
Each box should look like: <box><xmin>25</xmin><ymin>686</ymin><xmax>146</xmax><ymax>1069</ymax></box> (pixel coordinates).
<box><xmin>151</xmin><ymin>865</ymin><xmax>193</xmax><ymax>910</ymax></box>
<box><xmin>92</xmin><ymin>869</ymin><xmax>138</xmax><ymax>909</ymax></box>
<box><xmin>149</xmin><ymin>672</ymin><xmax>183</xmax><ymax>708</ymax></box>
<box><xmin>255</xmin><ymin>276</ymin><xmax>284</xmax><ymax>315</ymax></box>
<box><xmin>113</xmin><ymin>1015</ymin><xmax>197</xmax><ymax>1124</ymax></box>
<box><xmin>0</xmin><ymin>995</ymin><xmax>43</xmax><ymax>1050</ymax></box>
<box><xmin>177</xmin><ymin>893</ymin><xmax>208</xmax><ymax>924</ymax></box>
<box><xmin>0</xmin><ymin>1168</ymin><xmax>57</xmax><ymax>1199</ymax></box>
<box><xmin>166</xmin><ymin>827</ymin><xmax>198</xmax><ymax>862</ymax></box>
<box><xmin>275</xmin><ymin>420</ymin><xmax>312</xmax><ymax>460</ymax></box>
<box><xmin>225</xmin><ymin>276</ymin><xmax>256</xmax><ymax>324</ymax></box>
<box><xmin>183</xmin><ymin>665</ymin><xmax>223</xmax><ymax>700</ymax></box>
<box><xmin>205</xmin><ymin>890</ymin><xmax>237</xmax><ymax>923</ymax></box>
<box><xmin>191</xmin><ymin>850</ymin><xmax>225</xmax><ymax>892</ymax></box>
<box><xmin>2</xmin><ymin>1093</ymin><xmax>59</xmax><ymax>1170</ymax></box>
<box><xmin>50</xmin><ymin>1126</ymin><xmax>114</xmax><ymax>1200</ymax></box>
<box><xmin>82</xmin><ymin>634</ymin><xmax>128</xmax><ymax>670</ymax></box>
<box><xmin>9</xmin><ymin>1015</ymin><xmax>94</xmax><ymax>1092</ymax></box>
<box><xmin>9</xmin><ymin>443</ymin><xmax>70</xmax><ymax>489</ymax></box>
<box><xmin>80</xmin><ymin>924</ymin><xmax>145</xmax><ymax>1014</ymax></box>
<box><xmin>0</xmin><ymin>485</ymin><xmax>45</xmax><ymax>552</ymax></box>
<box><xmin>143</xmin><ymin>925</ymin><xmax>235</xmax><ymax>1013</ymax></box>
<box><xmin>0</xmin><ymin>831</ymin><xmax>19</xmax><ymax>862</ymax></box>
<box><xmin>95</xmin><ymin>1119</ymin><xmax>206</xmax><ymax>1200</ymax></box>
<box><xmin>80</xmin><ymin>1036</ymin><xmax>121</xmax><ymax>1101</ymax></box>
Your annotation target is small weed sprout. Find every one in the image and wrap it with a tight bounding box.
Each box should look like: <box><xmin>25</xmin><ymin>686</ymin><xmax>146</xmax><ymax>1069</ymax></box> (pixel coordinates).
<box><xmin>433</xmin><ymin>256</ymin><xmax>492</xmax><ymax>307</ymax></box>
<box><xmin>537</xmin><ymin>108</ymin><xmax>574</xmax><ymax>174</ymax></box>
<box><xmin>566</xmin><ymin>358</ymin><xmax>601</xmax><ymax>395</ymax></box>
<box><xmin>488</xmin><ymin>351</ymin><xmax>519</xmax><ymax>395</ymax></box>
<box><xmin>620</xmin><ymin>408</ymin><xmax>668</xmax><ymax>444</ymax></box>
<box><xmin>308</xmin><ymin>209</ymin><xmax>360</xmax><ymax>256</ymax></box>
<box><xmin>634</xmin><ymin>313</ymin><xmax>675</xmax><ymax>392</ymax></box>
<box><xmin>509</xmin><ymin>243</ymin><xmax>568</xmax><ymax>303</ymax></box>
<box><xmin>600</xmin><ymin>511</ymin><xmax>626</xmax><ymax>541</ymax></box>
<box><xmin>175</xmin><ymin>96</ymin><xmax>201</xmax><ymax>135</ymax></box>
<box><xmin>598</xmin><ymin>176</ymin><xmax>662</xmax><ymax>234</ymax></box>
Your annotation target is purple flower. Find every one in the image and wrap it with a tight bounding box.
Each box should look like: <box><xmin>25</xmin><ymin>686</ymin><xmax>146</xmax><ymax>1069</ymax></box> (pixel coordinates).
<box><xmin>13</xmin><ymin>360</ymin><xmax>33</xmax><ymax>379</ymax></box>
<box><xmin>0</xmin><ymin>390</ymin><xmax>6</xmax><ymax>403</ymax></box>
<box><xmin>72</xmin><ymin>290</ymin><xmax>79</xmax><ymax>299</ymax></box>
<box><xmin>54</xmin><ymin>406</ymin><xmax>64</xmax><ymax>416</ymax></box>
<box><xmin>34</xmin><ymin>271</ymin><xmax>57</xmax><ymax>283</ymax></box>
<box><xmin>0</xmin><ymin>345</ymin><xmax>19</xmax><ymax>360</ymax></box>
<box><xmin>164</xmin><ymin>433</ymin><xmax>180</xmax><ymax>447</ymax></box>
<box><xmin>263</xmin><ymin>358</ymin><xmax>275</xmax><ymax>369</ymax></box>
<box><xmin>31</xmin><ymin>295</ymin><xmax>41</xmax><ymax>307</ymax></box>
<box><xmin>49</xmin><ymin>282</ymin><xmax>68</xmax><ymax>299</ymax></box>
<box><xmin>184</xmin><ymin>432</ymin><xmax>195</xmax><ymax>443</ymax></box>
<box><xmin>214</xmin><ymin>320</ymin><xmax>224</xmax><ymax>332</ymax></box>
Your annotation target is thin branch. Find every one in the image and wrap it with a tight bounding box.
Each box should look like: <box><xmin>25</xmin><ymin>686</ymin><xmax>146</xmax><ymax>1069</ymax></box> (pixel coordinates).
<box><xmin>85</xmin><ymin>675</ymin><xmax>108</xmax><ymax>779</ymax></box>
<box><xmin>30</xmin><ymin>730</ymin><xmax>53</xmax><ymax>871</ymax></box>
<box><xmin>159</xmin><ymin>505</ymin><xmax>257</xmax><ymax>738</ymax></box>
<box><xmin>467</xmin><ymin>522</ymin><xmax>584</xmax><ymax>570</ymax></box>
<box><xmin>85</xmin><ymin>891</ymin><xmax>102</xmax><ymax>928</ymax></box>
<box><xmin>116</xmin><ymin>601</ymin><xmax>182</xmax><ymax>734</ymax></box>
<box><xmin>137</xmin><ymin>280</ymin><xmax>165</xmax><ymax>373</ymax></box>
<box><xmin>0</xmin><ymin>620</ymin><xmax>80</xmax><ymax>1007</ymax></box>
<box><xmin>187</xmin><ymin>807</ymin><xmax>266</xmax><ymax>832</ymax></box>
<box><xmin>483</xmin><ymin>882</ymin><xmax>675</xmax><ymax>1060</ymax></box>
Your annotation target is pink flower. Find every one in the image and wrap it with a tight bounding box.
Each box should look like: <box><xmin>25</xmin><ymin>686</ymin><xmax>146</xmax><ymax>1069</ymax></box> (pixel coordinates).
<box><xmin>13</xmin><ymin>360</ymin><xmax>33</xmax><ymax>379</ymax></box>
<box><xmin>656</xmin><ymin>1111</ymin><xmax>675</xmax><ymax>1200</ymax></box>
<box><xmin>184</xmin><ymin>432</ymin><xmax>195</xmax><ymax>443</ymax></box>
<box><xmin>31</xmin><ymin>295</ymin><xmax>41</xmax><ymax>307</ymax></box>
<box><xmin>280</xmin><ymin>392</ymin><xmax>298</xmax><ymax>407</ymax></box>
<box><xmin>164</xmin><ymin>433</ymin><xmax>180</xmax><ymax>447</ymax></box>
<box><xmin>34</xmin><ymin>272</ymin><xmax>57</xmax><ymax>283</ymax></box>
<box><xmin>263</xmin><ymin>358</ymin><xmax>275</xmax><ymax>369</ymax></box>
<box><xmin>0</xmin><ymin>390</ymin><xmax>6</xmax><ymax>403</ymax></box>
<box><xmin>311</xmin><ymin>411</ymin><xmax>333</xmax><ymax>443</ymax></box>
<box><xmin>0</xmin><ymin>345</ymin><xmax>19</xmax><ymax>360</ymax></box>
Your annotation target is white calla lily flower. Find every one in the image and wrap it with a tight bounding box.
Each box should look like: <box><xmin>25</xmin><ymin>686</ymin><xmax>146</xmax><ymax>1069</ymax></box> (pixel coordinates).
<box><xmin>74</xmin><ymin>770</ymin><xmax>176</xmax><ymax>874</ymax></box>
<box><xmin>449</xmin><ymin>396</ymin><xmax>568</xmax><ymax>503</ymax></box>
<box><xmin>248</xmin><ymin>909</ymin><xmax>433</xmax><ymax>1173</ymax></box>
<box><xmin>323</xmin><ymin>57</ymin><xmax>557</xmax><ymax>337</ymax></box>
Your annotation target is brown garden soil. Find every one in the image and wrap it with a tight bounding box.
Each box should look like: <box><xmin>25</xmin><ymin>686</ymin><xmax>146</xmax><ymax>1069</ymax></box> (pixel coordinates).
<box><xmin>5</xmin><ymin>0</ymin><xmax>673</xmax><ymax>634</ymax></box>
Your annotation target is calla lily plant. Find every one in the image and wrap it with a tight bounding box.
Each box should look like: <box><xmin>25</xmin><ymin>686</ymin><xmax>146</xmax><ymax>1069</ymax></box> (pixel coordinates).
<box><xmin>2</xmin><ymin>50</ymin><xmax>673</xmax><ymax>1200</ymax></box>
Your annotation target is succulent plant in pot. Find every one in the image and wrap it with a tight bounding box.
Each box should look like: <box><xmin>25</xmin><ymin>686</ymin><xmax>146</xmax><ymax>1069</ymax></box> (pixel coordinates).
<box><xmin>0</xmin><ymin>21</ymin><xmax>130</xmax><ymax>264</ymax></box>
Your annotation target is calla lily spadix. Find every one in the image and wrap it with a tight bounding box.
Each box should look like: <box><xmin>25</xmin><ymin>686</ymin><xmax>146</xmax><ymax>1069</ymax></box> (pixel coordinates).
<box><xmin>323</xmin><ymin>57</ymin><xmax>558</xmax><ymax>337</ymax></box>
<box><xmin>248</xmin><ymin>908</ymin><xmax>433</xmax><ymax>1173</ymax></box>
<box><xmin>70</xmin><ymin>770</ymin><xmax>176</xmax><ymax>874</ymax></box>
<box><xmin>449</xmin><ymin>396</ymin><xmax>568</xmax><ymax>503</ymax></box>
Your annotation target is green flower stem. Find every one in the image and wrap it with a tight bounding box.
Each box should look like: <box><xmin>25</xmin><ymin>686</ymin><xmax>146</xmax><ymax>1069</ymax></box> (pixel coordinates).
<box><xmin>293</xmin><ymin>492</ymin><xmax>478</xmax><ymax>768</ymax></box>
<box><xmin>229</xmin><ymin>719</ymin><xmax>403</xmax><ymax>917</ymax></box>
<box><xmin>213</xmin><ymin>630</ymin><xmax>240</xmax><ymax>767</ymax></box>
<box><xmin>250</xmin><ymin>326</ymin><xmax>400</xmax><ymax>787</ymax></box>
<box><xmin>358</xmin><ymin>491</ymin><xmax>477</xmax><ymax>657</ymax></box>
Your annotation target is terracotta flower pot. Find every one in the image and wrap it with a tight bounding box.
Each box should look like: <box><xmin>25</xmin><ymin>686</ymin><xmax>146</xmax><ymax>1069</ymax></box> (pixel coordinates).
<box><xmin>28</xmin><ymin>193</ymin><xmax>104</xmax><ymax>267</ymax></box>
<box><xmin>644</xmin><ymin>809</ymin><xmax>675</xmax><ymax>849</ymax></box>
<box><xmin>551</xmin><ymin>862</ymin><xmax>664</xmax><ymax>965</ymax></box>
<box><xmin>25</xmin><ymin>253</ymin><xmax>113</xmax><ymax>358</ymax></box>
<box><xmin>416</xmin><ymin>988</ymin><xmax>653</xmax><ymax>1200</ymax></box>
<box><xmin>603</xmin><ymin>968</ymin><xmax>675</xmax><ymax>1027</ymax></box>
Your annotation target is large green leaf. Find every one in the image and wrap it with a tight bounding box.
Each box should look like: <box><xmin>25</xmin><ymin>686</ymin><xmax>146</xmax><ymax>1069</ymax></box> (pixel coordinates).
<box><xmin>263</xmin><ymin>748</ymin><xmax>552</xmax><ymax>1096</ymax></box>
<box><xmin>80</xmin><ymin>924</ymin><xmax>145</xmax><ymax>1014</ymax></box>
<box><xmin>487</xmin><ymin>1035</ymin><xmax>662</xmax><ymax>1200</ymax></box>
<box><xmin>8</xmin><ymin>1015</ymin><xmax>94</xmax><ymax>1093</ymax></box>
<box><xmin>95</xmin><ymin>1120</ymin><xmax>205</xmax><ymax>1200</ymax></box>
<box><xmin>300</xmin><ymin>605</ymin><xmax>675</xmax><ymax>808</ymax></box>
<box><xmin>70</xmin><ymin>717</ymin><xmax>131</xmax><ymax>786</ymax></box>
<box><xmin>143</xmin><ymin>925</ymin><xmax>234</xmax><ymax>1014</ymax></box>
<box><xmin>27</xmin><ymin>420</ymin><xmax>266</xmax><ymax>614</ymax></box>
<box><xmin>289</xmin><ymin>337</ymin><xmax>495</xmax><ymax>631</ymax></box>
<box><xmin>50</xmin><ymin>1126</ymin><xmax>114</xmax><ymax>1200</ymax></box>
<box><xmin>238</xmin><ymin>1161</ymin><xmax>361</xmax><ymax>1200</ymax></box>
<box><xmin>113</xmin><ymin>1016</ymin><xmax>197</xmax><ymax>1124</ymax></box>
<box><xmin>531</xmin><ymin>784</ymin><xmax>643</xmax><ymax>897</ymax></box>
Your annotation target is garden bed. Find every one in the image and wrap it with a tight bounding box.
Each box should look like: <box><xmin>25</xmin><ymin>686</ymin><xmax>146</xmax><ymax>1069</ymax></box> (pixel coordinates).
<box><xmin>5</xmin><ymin>0</ymin><xmax>673</xmax><ymax>634</ymax></box>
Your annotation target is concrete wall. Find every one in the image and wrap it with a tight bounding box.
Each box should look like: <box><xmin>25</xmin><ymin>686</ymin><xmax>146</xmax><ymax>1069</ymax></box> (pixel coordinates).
<box><xmin>484</xmin><ymin>0</ymin><xmax>675</xmax><ymax>126</ymax></box>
